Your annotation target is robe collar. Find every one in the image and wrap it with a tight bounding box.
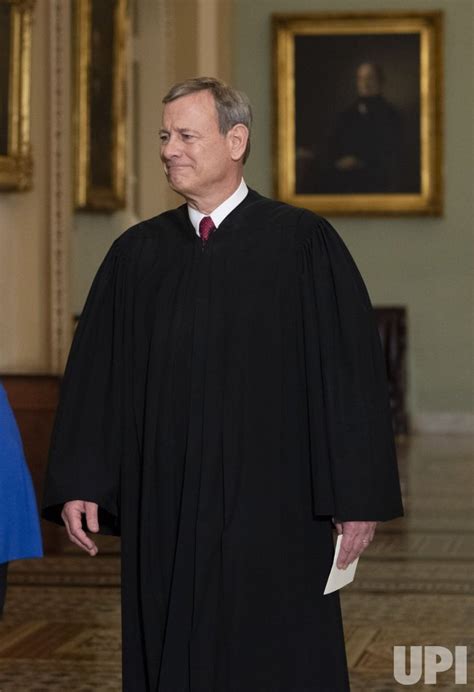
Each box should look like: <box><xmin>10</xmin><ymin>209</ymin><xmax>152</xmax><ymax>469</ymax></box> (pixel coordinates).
<box><xmin>187</xmin><ymin>178</ymin><xmax>249</xmax><ymax>236</ymax></box>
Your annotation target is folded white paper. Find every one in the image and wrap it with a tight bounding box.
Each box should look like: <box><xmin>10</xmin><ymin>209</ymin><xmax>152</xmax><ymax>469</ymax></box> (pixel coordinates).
<box><xmin>323</xmin><ymin>534</ymin><xmax>359</xmax><ymax>595</ymax></box>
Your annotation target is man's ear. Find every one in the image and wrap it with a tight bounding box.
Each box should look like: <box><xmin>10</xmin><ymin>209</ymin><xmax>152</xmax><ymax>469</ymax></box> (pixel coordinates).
<box><xmin>228</xmin><ymin>124</ymin><xmax>249</xmax><ymax>161</ymax></box>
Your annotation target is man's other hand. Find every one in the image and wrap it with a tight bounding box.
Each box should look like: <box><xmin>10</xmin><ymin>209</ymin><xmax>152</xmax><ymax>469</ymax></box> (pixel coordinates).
<box><xmin>61</xmin><ymin>500</ymin><xmax>99</xmax><ymax>556</ymax></box>
<box><xmin>333</xmin><ymin>520</ymin><xmax>377</xmax><ymax>569</ymax></box>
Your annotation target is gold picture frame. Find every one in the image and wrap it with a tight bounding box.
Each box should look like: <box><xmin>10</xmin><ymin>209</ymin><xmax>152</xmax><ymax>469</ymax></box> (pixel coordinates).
<box><xmin>273</xmin><ymin>12</ymin><xmax>443</xmax><ymax>216</ymax></box>
<box><xmin>74</xmin><ymin>0</ymin><xmax>127</xmax><ymax>212</ymax></box>
<box><xmin>0</xmin><ymin>0</ymin><xmax>34</xmax><ymax>191</ymax></box>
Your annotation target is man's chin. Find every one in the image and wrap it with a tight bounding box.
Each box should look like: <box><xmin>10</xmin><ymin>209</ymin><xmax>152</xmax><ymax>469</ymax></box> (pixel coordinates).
<box><xmin>166</xmin><ymin>181</ymin><xmax>191</xmax><ymax>200</ymax></box>
<box><xmin>166</xmin><ymin>172</ymin><xmax>194</xmax><ymax>195</ymax></box>
<box><xmin>166</xmin><ymin>171</ymin><xmax>186</xmax><ymax>188</ymax></box>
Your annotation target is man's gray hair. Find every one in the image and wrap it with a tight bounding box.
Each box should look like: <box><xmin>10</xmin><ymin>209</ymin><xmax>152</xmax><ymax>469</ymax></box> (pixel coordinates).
<box><xmin>163</xmin><ymin>77</ymin><xmax>252</xmax><ymax>164</ymax></box>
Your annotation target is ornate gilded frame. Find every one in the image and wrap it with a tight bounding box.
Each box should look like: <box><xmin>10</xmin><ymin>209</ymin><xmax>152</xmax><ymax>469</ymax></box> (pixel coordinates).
<box><xmin>74</xmin><ymin>0</ymin><xmax>127</xmax><ymax>211</ymax></box>
<box><xmin>273</xmin><ymin>12</ymin><xmax>443</xmax><ymax>216</ymax></box>
<box><xmin>0</xmin><ymin>0</ymin><xmax>34</xmax><ymax>191</ymax></box>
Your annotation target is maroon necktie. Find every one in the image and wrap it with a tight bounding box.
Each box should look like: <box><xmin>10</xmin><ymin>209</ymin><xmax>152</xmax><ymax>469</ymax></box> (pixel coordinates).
<box><xmin>199</xmin><ymin>216</ymin><xmax>215</xmax><ymax>245</ymax></box>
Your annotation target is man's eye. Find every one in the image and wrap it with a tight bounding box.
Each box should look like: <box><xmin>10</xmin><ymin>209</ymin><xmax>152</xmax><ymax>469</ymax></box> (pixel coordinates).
<box><xmin>182</xmin><ymin>134</ymin><xmax>194</xmax><ymax>140</ymax></box>
<box><xmin>159</xmin><ymin>135</ymin><xmax>169</xmax><ymax>144</ymax></box>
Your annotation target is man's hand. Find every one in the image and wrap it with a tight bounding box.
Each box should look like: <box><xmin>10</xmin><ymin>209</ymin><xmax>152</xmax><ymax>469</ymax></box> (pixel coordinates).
<box><xmin>333</xmin><ymin>520</ymin><xmax>377</xmax><ymax>569</ymax></box>
<box><xmin>61</xmin><ymin>500</ymin><xmax>100</xmax><ymax>556</ymax></box>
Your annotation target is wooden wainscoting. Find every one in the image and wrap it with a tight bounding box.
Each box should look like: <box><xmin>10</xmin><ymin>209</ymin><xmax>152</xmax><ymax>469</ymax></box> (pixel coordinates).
<box><xmin>374</xmin><ymin>307</ymin><xmax>409</xmax><ymax>436</ymax></box>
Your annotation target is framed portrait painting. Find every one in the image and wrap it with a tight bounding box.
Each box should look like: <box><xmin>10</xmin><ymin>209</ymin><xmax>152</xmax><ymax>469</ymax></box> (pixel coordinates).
<box><xmin>0</xmin><ymin>0</ymin><xmax>34</xmax><ymax>192</ymax></box>
<box><xmin>273</xmin><ymin>12</ymin><xmax>443</xmax><ymax>215</ymax></box>
<box><xmin>74</xmin><ymin>0</ymin><xmax>127</xmax><ymax>212</ymax></box>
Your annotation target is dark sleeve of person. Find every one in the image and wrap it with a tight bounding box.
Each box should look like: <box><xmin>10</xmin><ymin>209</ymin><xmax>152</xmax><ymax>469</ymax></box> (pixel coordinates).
<box><xmin>41</xmin><ymin>243</ymin><xmax>128</xmax><ymax>536</ymax></box>
<box><xmin>298</xmin><ymin>211</ymin><xmax>404</xmax><ymax>522</ymax></box>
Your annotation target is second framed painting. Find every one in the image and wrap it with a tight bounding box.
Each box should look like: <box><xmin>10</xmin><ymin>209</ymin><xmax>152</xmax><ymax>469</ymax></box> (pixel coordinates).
<box><xmin>74</xmin><ymin>0</ymin><xmax>127</xmax><ymax>212</ymax></box>
<box><xmin>273</xmin><ymin>12</ymin><xmax>443</xmax><ymax>215</ymax></box>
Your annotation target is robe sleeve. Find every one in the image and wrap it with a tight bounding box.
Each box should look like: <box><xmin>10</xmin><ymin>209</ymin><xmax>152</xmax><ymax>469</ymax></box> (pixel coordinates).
<box><xmin>298</xmin><ymin>211</ymin><xmax>404</xmax><ymax>522</ymax></box>
<box><xmin>41</xmin><ymin>243</ymin><xmax>128</xmax><ymax>536</ymax></box>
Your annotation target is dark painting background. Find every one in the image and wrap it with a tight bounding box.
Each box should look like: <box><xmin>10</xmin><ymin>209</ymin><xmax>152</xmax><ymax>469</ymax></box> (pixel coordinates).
<box><xmin>294</xmin><ymin>33</ymin><xmax>421</xmax><ymax>195</ymax></box>
<box><xmin>89</xmin><ymin>0</ymin><xmax>116</xmax><ymax>189</ymax></box>
<box><xmin>0</xmin><ymin>4</ymin><xmax>11</xmax><ymax>156</ymax></box>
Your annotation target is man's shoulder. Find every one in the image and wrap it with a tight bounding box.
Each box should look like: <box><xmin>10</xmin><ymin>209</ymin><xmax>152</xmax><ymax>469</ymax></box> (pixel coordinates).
<box><xmin>262</xmin><ymin>198</ymin><xmax>355</xmax><ymax>263</ymax></box>
<box><xmin>247</xmin><ymin>190</ymin><xmax>325</xmax><ymax>225</ymax></box>
<box><xmin>250</xmin><ymin>190</ymin><xmax>330</xmax><ymax>233</ymax></box>
<box><xmin>111</xmin><ymin>206</ymin><xmax>187</xmax><ymax>256</ymax></box>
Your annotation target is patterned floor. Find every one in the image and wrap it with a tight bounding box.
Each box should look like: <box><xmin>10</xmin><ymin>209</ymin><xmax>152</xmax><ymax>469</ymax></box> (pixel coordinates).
<box><xmin>1</xmin><ymin>434</ymin><xmax>473</xmax><ymax>690</ymax></box>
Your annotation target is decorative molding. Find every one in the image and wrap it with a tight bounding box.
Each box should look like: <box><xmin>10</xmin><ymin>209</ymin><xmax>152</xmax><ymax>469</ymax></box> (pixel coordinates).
<box><xmin>411</xmin><ymin>413</ymin><xmax>474</xmax><ymax>435</ymax></box>
<box><xmin>48</xmin><ymin>0</ymin><xmax>72</xmax><ymax>372</ymax></box>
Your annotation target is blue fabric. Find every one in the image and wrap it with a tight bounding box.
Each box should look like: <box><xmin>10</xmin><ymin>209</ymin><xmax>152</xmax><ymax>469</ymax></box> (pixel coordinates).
<box><xmin>0</xmin><ymin>382</ymin><xmax>43</xmax><ymax>563</ymax></box>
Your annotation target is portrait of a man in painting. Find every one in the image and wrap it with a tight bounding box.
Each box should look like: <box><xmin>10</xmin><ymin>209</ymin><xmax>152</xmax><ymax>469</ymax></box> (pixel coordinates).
<box><xmin>0</xmin><ymin>0</ymin><xmax>33</xmax><ymax>191</ymax></box>
<box><xmin>294</xmin><ymin>33</ymin><xmax>421</xmax><ymax>196</ymax></box>
<box><xmin>273</xmin><ymin>12</ymin><xmax>442</xmax><ymax>215</ymax></box>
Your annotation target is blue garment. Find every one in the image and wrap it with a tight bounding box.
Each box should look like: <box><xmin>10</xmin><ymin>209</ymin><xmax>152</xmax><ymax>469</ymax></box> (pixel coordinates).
<box><xmin>0</xmin><ymin>382</ymin><xmax>43</xmax><ymax>563</ymax></box>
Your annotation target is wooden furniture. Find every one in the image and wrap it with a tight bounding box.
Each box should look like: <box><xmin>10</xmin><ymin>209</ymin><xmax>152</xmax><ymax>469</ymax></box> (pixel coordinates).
<box><xmin>374</xmin><ymin>307</ymin><xmax>409</xmax><ymax>435</ymax></box>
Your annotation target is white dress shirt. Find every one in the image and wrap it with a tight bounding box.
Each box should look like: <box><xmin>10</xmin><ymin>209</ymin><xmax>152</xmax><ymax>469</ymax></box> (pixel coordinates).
<box><xmin>187</xmin><ymin>179</ymin><xmax>249</xmax><ymax>237</ymax></box>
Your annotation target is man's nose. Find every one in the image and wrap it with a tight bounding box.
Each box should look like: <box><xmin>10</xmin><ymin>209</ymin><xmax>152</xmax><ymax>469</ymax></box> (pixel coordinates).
<box><xmin>161</xmin><ymin>135</ymin><xmax>181</xmax><ymax>160</ymax></box>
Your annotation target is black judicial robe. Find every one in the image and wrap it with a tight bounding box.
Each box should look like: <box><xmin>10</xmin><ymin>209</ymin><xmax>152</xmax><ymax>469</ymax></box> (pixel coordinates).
<box><xmin>42</xmin><ymin>189</ymin><xmax>403</xmax><ymax>692</ymax></box>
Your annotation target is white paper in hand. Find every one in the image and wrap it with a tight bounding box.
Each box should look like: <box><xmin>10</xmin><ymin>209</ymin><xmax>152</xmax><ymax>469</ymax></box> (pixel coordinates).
<box><xmin>323</xmin><ymin>534</ymin><xmax>359</xmax><ymax>595</ymax></box>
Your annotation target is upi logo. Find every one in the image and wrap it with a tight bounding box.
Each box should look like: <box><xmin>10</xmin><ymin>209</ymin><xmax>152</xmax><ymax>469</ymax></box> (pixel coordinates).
<box><xmin>393</xmin><ymin>646</ymin><xmax>468</xmax><ymax>685</ymax></box>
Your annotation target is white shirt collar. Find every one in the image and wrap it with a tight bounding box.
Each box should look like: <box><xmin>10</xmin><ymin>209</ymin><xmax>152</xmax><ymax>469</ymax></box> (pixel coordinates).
<box><xmin>188</xmin><ymin>178</ymin><xmax>248</xmax><ymax>236</ymax></box>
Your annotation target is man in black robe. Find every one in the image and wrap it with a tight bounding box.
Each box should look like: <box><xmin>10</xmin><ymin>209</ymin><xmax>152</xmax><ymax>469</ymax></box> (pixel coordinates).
<box><xmin>327</xmin><ymin>62</ymin><xmax>402</xmax><ymax>194</ymax></box>
<box><xmin>42</xmin><ymin>77</ymin><xmax>403</xmax><ymax>691</ymax></box>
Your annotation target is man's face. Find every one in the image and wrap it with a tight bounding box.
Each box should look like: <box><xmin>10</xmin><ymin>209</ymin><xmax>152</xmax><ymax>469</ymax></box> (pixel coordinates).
<box><xmin>356</xmin><ymin>63</ymin><xmax>382</xmax><ymax>97</ymax></box>
<box><xmin>160</xmin><ymin>90</ymin><xmax>235</xmax><ymax>200</ymax></box>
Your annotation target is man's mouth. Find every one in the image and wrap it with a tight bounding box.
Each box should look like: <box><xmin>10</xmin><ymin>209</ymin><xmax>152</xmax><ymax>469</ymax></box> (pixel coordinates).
<box><xmin>166</xmin><ymin>164</ymin><xmax>190</xmax><ymax>171</ymax></box>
